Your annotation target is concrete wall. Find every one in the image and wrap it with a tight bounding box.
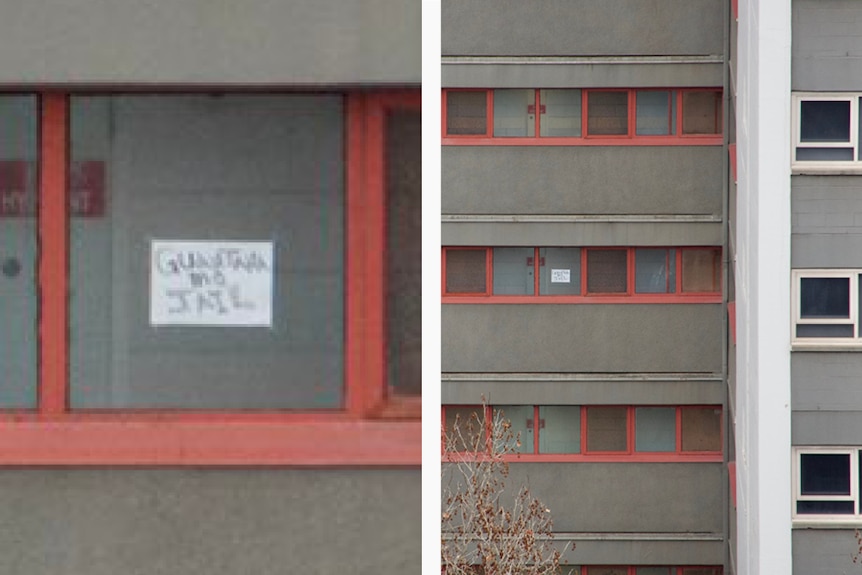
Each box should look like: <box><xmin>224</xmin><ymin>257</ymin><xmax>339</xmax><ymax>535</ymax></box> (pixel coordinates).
<box><xmin>505</xmin><ymin>462</ymin><xmax>724</xmax><ymax>532</ymax></box>
<box><xmin>442</xmin><ymin>0</ymin><xmax>724</xmax><ymax>57</ymax></box>
<box><xmin>443</xmin><ymin>147</ymin><xmax>724</xmax><ymax>216</ymax></box>
<box><xmin>792</xmin><ymin>0</ymin><xmax>862</xmax><ymax>91</ymax></box>
<box><xmin>442</xmin><ymin>304</ymin><xmax>723</xmax><ymax>373</ymax></box>
<box><xmin>0</xmin><ymin>469</ymin><xmax>420</xmax><ymax>575</ymax></box>
<box><xmin>793</xmin><ymin>529</ymin><xmax>859</xmax><ymax>575</ymax></box>
<box><xmin>0</xmin><ymin>0</ymin><xmax>420</xmax><ymax>85</ymax></box>
<box><xmin>792</xmin><ymin>176</ymin><xmax>862</xmax><ymax>267</ymax></box>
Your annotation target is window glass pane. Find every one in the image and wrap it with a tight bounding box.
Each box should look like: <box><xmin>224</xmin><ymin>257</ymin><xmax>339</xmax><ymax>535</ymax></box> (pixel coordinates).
<box><xmin>446</xmin><ymin>249</ymin><xmax>487</xmax><ymax>293</ymax></box>
<box><xmin>800</xmin><ymin>277</ymin><xmax>850</xmax><ymax>318</ymax></box>
<box><xmin>636</xmin><ymin>91</ymin><xmax>671</xmax><ymax>136</ymax></box>
<box><xmin>800</xmin><ymin>453</ymin><xmax>851</xmax><ymax>495</ymax></box>
<box><xmin>446</xmin><ymin>91</ymin><xmax>487</xmax><ymax>135</ymax></box>
<box><xmin>681</xmin><ymin>569</ymin><xmax>721</xmax><ymax>575</ymax></box>
<box><xmin>800</xmin><ymin>100</ymin><xmax>851</xmax><ymax>142</ymax></box>
<box><xmin>493</xmin><ymin>247</ymin><xmax>534</xmax><ymax>295</ymax></box>
<box><xmin>539</xmin><ymin>406</ymin><xmax>581</xmax><ymax>454</ymax></box>
<box><xmin>796</xmin><ymin>324</ymin><xmax>855</xmax><ymax>338</ymax></box>
<box><xmin>493</xmin><ymin>89</ymin><xmax>535</xmax><ymax>137</ymax></box>
<box><xmin>539</xmin><ymin>247</ymin><xmax>581</xmax><ymax>295</ymax></box>
<box><xmin>495</xmin><ymin>405</ymin><xmax>533</xmax><ymax>454</ymax></box>
<box><xmin>680</xmin><ymin>408</ymin><xmax>722</xmax><ymax>452</ymax></box>
<box><xmin>637</xmin><ymin>568</ymin><xmax>672</xmax><ymax>575</ymax></box>
<box><xmin>682</xmin><ymin>91</ymin><xmax>722</xmax><ymax>134</ymax></box>
<box><xmin>0</xmin><ymin>96</ymin><xmax>37</xmax><ymax>407</ymax></box>
<box><xmin>590</xmin><ymin>568</ymin><xmax>627</xmax><ymax>575</ymax></box>
<box><xmin>387</xmin><ymin>110</ymin><xmax>421</xmax><ymax>396</ymax></box>
<box><xmin>635</xmin><ymin>407</ymin><xmax>676</xmax><ymax>452</ymax></box>
<box><xmin>586</xmin><ymin>407</ymin><xmax>627</xmax><ymax>452</ymax></box>
<box><xmin>797</xmin><ymin>500</ymin><xmax>855</xmax><ymax>514</ymax></box>
<box><xmin>796</xmin><ymin>147</ymin><xmax>854</xmax><ymax>161</ymax></box>
<box><xmin>681</xmin><ymin>249</ymin><xmax>720</xmax><ymax>293</ymax></box>
<box><xmin>70</xmin><ymin>95</ymin><xmax>344</xmax><ymax>409</ymax></box>
<box><xmin>587</xmin><ymin>92</ymin><xmax>628</xmax><ymax>135</ymax></box>
<box><xmin>559</xmin><ymin>567</ymin><xmax>582</xmax><ymax>575</ymax></box>
<box><xmin>587</xmin><ymin>250</ymin><xmax>627</xmax><ymax>293</ymax></box>
<box><xmin>636</xmin><ymin>248</ymin><xmax>675</xmax><ymax>294</ymax></box>
<box><xmin>540</xmin><ymin>89</ymin><xmax>581</xmax><ymax>137</ymax></box>
<box><xmin>444</xmin><ymin>406</ymin><xmax>485</xmax><ymax>452</ymax></box>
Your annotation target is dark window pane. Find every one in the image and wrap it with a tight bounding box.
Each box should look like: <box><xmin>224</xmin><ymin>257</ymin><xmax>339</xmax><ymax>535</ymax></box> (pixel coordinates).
<box><xmin>494</xmin><ymin>89</ymin><xmax>535</xmax><ymax>137</ymax></box>
<box><xmin>587</xmin><ymin>92</ymin><xmax>628</xmax><ymax>135</ymax></box>
<box><xmin>681</xmin><ymin>569</ymin><xmax>721</xmax><ymax>575</ymax></box>
<box><xmin>800</xmin><ymin>453</ymin><xmax>851</xmax><ymax>495</ymax></box>
<box><xmin>636</xmin><ymin>248</ymin><xmax>673</xmax><ymax>293</ymax></box>
<box><xmin>493</xmin><ymin>247</ymin><xmax>534</xmax><ymax>295</ymax></box>
<box><xmin>444</xmin><ymin>406</ymin><xmax>485</xmax><ymax>452</ymax></box>
<box><xmin>70</xmin><ymin>95</ymin><xmax>344</xmax><ymax>409</ymax></box>
<box><xmin>636</xmin><ymin>91</ymin><xmax>672</xmax><ymax>136</ymax></box>
<box><xmin>590</xmin><ymin>567</ymin><xmax>627</xmax><ymax>575</ymax></box>
<box><xmin>586</xmin><ymin>407</ymin><xmax>627</xmax><ymax>452</ymax></box>
<box><xmin>635</xmin><ymin>407</ymin><xmax>676</xmax><ymax>452</ymax></box>
<box><xmin>797</xmin><ymin>500</ymin><xmax>855</xmax><ymax>514</ymax></box>
<box><xmin>682</xmin><ymin>91</ymin><xmax>722</xmax><ymax>134</ymax></box>
<box><xmin>796</xmin><ymin>324</ymin><xmax>855</xmax><ymax>338</ymax></box>
<box><xmin>387</xmin><ymin>110</ymin><xmax>421</xmax><ymax>396</ymax></box>
<box><xmin>800</xmin><ymin>100</ymin><xmax>851</xmax><ymax>142</ymax></box>
<box><xmin>800</xmin><ymin>277</ymin><xmax>850</xmax><ymax>318</ymax></box>
<box><xmin>539</xmin><ymin>247</ymin><xmax>580</xmax><ymax>295</ymax></box>
<box><xmin>796</xmin><ymin>147</ymin><xmax>854</xmax><ymax>161</ymax></box>
<box><xmin>682</xmin><ymin>249</ymin><xmax>720</xmax><ymax>293</ymax></box>
<box><xmin>587</xmin><ymin>250</ymin><xmax>627</xmax><ymax>293</ymax></box>
<box><xmin>0</xmin><ymin>96</ymin><xmax>38</xmax><ymax>408</ymax></box>
<box><xmin>681</xmin><ymin>407</ymin><xmax>722</xmax><ymax>452</ymax></box>
<box><xmin>446</xmin><ymin>91</ymin><xmax>487</xmax><ymax>135</ymax></box>
<box><xmin>446</xmin><ymin>250</ymin><xmax>486</xmax><ymax>293</ymax></box>
<box><xmin>540</xmin><ymin>89</ymin><xmax>581</xmax><ymax>137</ymax></box>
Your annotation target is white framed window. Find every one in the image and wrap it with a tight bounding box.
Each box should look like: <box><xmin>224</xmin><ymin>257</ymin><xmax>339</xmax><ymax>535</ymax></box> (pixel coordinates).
<box><xmin>792</xmin><ymin>93</ymin><xmax>862</xmax><ymax>172</ymax></box>
<box><xmin>792</xmin><ymin>270</ymin><xmax>860</xmax><ymax>345</ymax></box>
<box><xmin>793</xmin><ymin>448</ymin><xmax>859</xmax><ymax>521</ymax></box>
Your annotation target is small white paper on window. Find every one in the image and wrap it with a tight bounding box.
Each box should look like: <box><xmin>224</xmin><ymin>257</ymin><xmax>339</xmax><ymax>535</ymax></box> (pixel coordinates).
<box><xmin>150</xmin><ymin>240</ymin><xmax>274</xmax><ymax>326</ymax></box>
<box><xmin>551</xmin><ymin>269</ymin><xmax>571</xmax><ymax>283</ymax></box>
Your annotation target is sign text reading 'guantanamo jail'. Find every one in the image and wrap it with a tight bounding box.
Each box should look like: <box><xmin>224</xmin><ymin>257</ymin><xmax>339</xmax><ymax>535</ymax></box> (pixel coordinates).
<box><xmin>150</xmin><ymin>241</ymin><xmax>274</xmax><ymax>327</ymax></box>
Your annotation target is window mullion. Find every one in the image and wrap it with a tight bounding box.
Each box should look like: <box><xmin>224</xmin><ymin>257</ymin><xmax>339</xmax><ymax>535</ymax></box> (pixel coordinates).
<box><xmin>38</xmin><ymin>93</ymin><xmax>69</xmax><ymax>415</ymax></box>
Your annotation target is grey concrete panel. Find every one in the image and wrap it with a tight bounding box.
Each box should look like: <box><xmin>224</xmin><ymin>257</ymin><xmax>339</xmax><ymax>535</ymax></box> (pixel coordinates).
<box><xmin>442</xmin><ymin>221</ymin><xmax>724</xmax><ymax>247</ymax></box>
<box><xmin>792</xmin><ymin>0</ymin><xmax>862</xmax><ymax>91</ymax></box>
<box><xmin>792</xmin><ymin>176</ymin><xmax>862</xmax><ymax>267</ymax></box>
<box><xmin>442</xmin><ymin>147</ymin><xmax>723</xmax><ymax>216</ymax></box>
<box><xmin>793</xmin><ymin>529</ymin><xmax>858</xmax><ymax>575</ymax></box>
<box><xmin>792</xmin><ymin>353</ymin><xmax>862</xmax><ymax>411</ymax></box>
<box><xmin>442</xmin><ymin>0</ymin><xmax>724</xmax><ymax>57</ymax></box>
<box><xmin>0</xmin><ymin>0</ymin><xmax>420</xmax><ymax>85</ymax></box>
<box><xmin>0</xmin><ymin>469</ymin><xmax>419</xmax><ymax>575</ymax></box>
<box><xmin>793</xmin><ymin>411</ymin><xmax>862</xmax><ymax>445</ymax></box>
<box><xmin>442</xmin><ymin>62</ymin><xmax>724</xmax><ymax>89</ymax></box>
<box><xmin>557</xmin><ymin>540</ymin><xmax>725</xmax><ymax>566</ymax></box>
<box><xmin>442</xmin><ymin>377</ymin><xmax>725</xmax><ymax>405</ymax></box>
<box><xmin>502</xmin><ymin>463</ymin><xmax>724</xmax><ymax>532</ymax></box>
<box><xmin>442</xmin><ymin>304</ymin><xmax>723</xmax><ymax>373</ymax></box>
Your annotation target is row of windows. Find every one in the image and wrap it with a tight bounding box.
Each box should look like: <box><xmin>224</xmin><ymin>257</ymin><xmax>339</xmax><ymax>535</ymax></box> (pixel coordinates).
<box><xmin>443</xmin><ymin>405</ymin><xmax>722</xmax><ymax>458</ymax></box>
<box><xmin>443</xmin><ymin>88</ymin><xmax>723</xmax><ymax>143</ymax></box>
<box><xmin>795</xmin><ymin>449</ymin><xmax>862</xmax><ymax>520</ymax></box>
<box><xmin>793</xmin><ymin>93</ymin><xmax>862</xmax><ymax>168</ymax></box>
<box><xmin>463</xmin><ymin>568</ymin><xmax>721</xmax><ymax>575</ymax></box>
<box><xmin>793</xmin><ymin>270</ymin><xmax>862</xmax><ymax>344</ymax></box>
<box><xmin>443</xmin><ymin>247</ymin><xmax>722</xmax><ymax>300</ymax></box>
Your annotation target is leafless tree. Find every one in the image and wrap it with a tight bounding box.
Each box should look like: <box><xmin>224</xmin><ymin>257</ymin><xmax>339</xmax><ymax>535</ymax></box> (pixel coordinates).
<box><xmin>441</xmin><ymin>402</ymin><xmax>572</xmax><ymax>575</ymax></box>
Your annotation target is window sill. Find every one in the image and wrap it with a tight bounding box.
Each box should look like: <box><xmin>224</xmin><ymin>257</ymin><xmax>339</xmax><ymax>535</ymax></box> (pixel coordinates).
<box><xmin>443</xmin><ymin>136</ymin><xmax>723</xmax><ymax>147</ymax></box>
<box><xmin>793</xmin><ymin>519</ymin><xmax>862</xmax><ymax>529</ymax></box>
<box><xmin>792</xmin><ymin>165</ymin><xmax>862</xmax><ymax>176</ymax></box>
<box><xmin>791</xmin><ymin>342</ymin><xmax>862</xmax><ymax>352</ymax></box>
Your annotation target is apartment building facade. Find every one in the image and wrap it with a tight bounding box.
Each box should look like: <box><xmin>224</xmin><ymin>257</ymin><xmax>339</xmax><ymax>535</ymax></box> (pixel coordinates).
<box><xmin>736</xmin><ymin>0</ymin><xmax>862</xmax><ymax>574</ymax></box>
<box><xmin>442</xmin><ymin>1</ymin><xmax>734</xmax><ymax>573</ymax></box>
<box><xmin>0</xmin><ymin>2</ymin><xmax>421</xmax><ymax>573</ymax></box>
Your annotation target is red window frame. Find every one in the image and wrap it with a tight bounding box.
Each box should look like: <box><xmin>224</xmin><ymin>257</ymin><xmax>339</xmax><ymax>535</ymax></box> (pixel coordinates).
<box><xmin>442</xmin><ymin>88</ymin><xmax>723</xmax><ymax>146</ymax></box>
<box><xmin>441</xmin><ymin>246</ymin><xmax>722</xmax><ymax>304</ymax></box>
<box><xmin>442</xmin><ymin>405</ymin><xmax>723</xmax><ymax>463</ymax></box>
<box><xmin>0</xmin><ymin>90</ymin><xmax>420</xmax><ymax>466</ymax></box>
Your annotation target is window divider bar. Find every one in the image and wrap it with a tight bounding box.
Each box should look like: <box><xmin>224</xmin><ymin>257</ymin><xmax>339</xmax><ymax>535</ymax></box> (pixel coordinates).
<box><xmin>38</xmin><ymin>93</ymin><xmax>69</xmax><ymax>416</ymax></box>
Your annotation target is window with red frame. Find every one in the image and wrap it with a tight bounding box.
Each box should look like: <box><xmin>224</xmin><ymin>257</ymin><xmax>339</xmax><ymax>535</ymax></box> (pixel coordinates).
<box><xmin>0</xmin><ymin>91</ymin><xmax>420</xmax><ymax>465</ymax></box>
<box><xmin>443</xmin><ymin>405</ymin><xmax>722</xmax><ymax>460</ymax></box>
<box><xmin>443</xmin><ymin>88</ymin><xmax>722</xmax><ymax>142</ymax></box>
<box><xmin>442</xmin><ymin>247</ymin><xmax>722</xmax><ymax>300</ymax></box>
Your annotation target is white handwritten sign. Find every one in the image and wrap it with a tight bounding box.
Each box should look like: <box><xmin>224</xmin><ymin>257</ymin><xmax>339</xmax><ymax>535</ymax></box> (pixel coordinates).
<box><xmin>150</xmin><ymin>240</ymin><xmax>274</xmax><ymax>326</ymax></box>
<box><xmin>551</xmin><ymin>269</ymin><xmax>570</xmax><ymax>283</ymax></box>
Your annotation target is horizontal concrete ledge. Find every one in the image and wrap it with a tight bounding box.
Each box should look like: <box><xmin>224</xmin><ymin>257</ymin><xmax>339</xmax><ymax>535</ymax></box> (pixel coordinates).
<box><xmin>442</xmin><ymin>214</ymin><xmax>722</xmax><ymax>223</ymax></box>
<box><xmin>443</xmin><ymin>55</ymin><xmax>724</xmax><ymax>65</ymax></box>
<box><xmin>444</xmin><ymin>373</ymin><xmax>723</xmax><ymax>382</ymax></box>
<box><xmin>553</xmin><ymin>532</ymin><xmax>725</xmax><ymax>541</ymax></box>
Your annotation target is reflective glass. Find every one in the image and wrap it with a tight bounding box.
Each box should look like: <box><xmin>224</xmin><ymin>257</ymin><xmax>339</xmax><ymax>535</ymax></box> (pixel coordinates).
<box><xmin>493</xmin><ymin>89</ymin><xmax>535</xmax><ymax>137</ymax></box>
<box><xmin>539</xmin><ymin>247</ymin><xmax>580</xmax><ymax>295</ymax></box>
<box><xmin>493</xmin><ymin>248</ymin><xmax>534</xmax><ymax>295</ymax></box>
<box><xmin>800</xmin><ymin>100</ymin><xmax>851</xmax><ymax>142</ymax></box>
<box><xmin>539</xmin><ymin>406</ymin><xmax>581</xmax><ymax>454</ymax></box>
<box><xmin>540</xmin><ymin>89</ymin><xmax>581</xmax><ymax>137</ymax></box>
<box><xmin>636</xmin><ymin>91</ymin><xmax>672</xmax><ymax>136</ymax></box>
<box><xmin>635</xmin><ymin>407</ymin><xmax>676</xmax><ymax>452</ymax></box>
<box><xmin>800</xmin><ymin>277</ymin><xmax>850</xmax><ymax>318</ymax></box>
